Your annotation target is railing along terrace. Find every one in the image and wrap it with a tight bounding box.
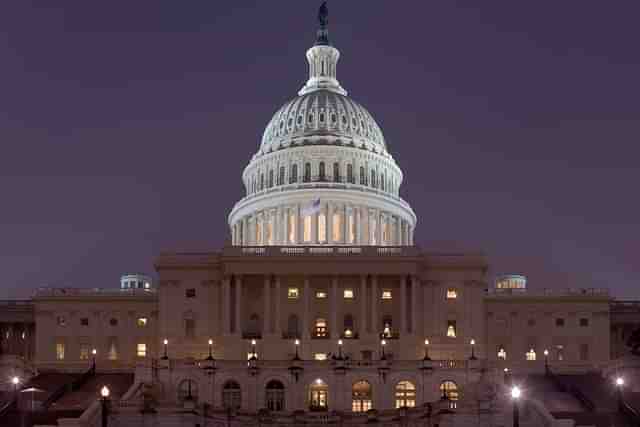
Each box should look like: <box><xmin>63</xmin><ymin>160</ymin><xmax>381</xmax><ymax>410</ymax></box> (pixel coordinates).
<box><xmin>486</xmin><ymin>288</ymin><xmax>609</xmax><ymax>297</ymax></box>
<box><xmin>227</xmin><ymin>246</ymin><xmax>418</xmax><ymax>257</ymax></box>
<box><xmin>0</xmin><ymin>300</ymin><xmax>33</xmax><ymax>307</ymax></box>
<box><xmin>34</xmin><ymin>287</ymin><xmax>157</xmax><ymax>297</ymax></box>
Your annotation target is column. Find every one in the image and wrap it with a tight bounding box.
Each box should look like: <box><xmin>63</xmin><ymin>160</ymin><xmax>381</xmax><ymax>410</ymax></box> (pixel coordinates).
<box><xmin>275</xmin><ymin>277</ymin><xmax>282</xmax><ymax>336</ymax></box>
<box><xmin>327</xmin><ymin>202</ymin><xmax>333</xmax><ymax>244</ymax></box>
<box><xmin>342</xmin><ymin>204</ymin><xmax>348</xmax><ymax>244</ymax></box>
<box><xmin>377</xmin><ymin>211</ymin><xmax>383</xmax><ymax>246</ymax></box>
<box><xmin>235</xmin><ymin>276</ymin><xmax>242</xmax><ymax>335</ymax></box>
<box><xmin>223</xmin><ymin>277</ymin><xmax>231</xmax><ymax>335</ymax></box>
<box><xmin>284</xmin><ymin>208</ymin><xmax>290</xmax><ymax>245</ymax></box>
<box><xmin>243</xmin><ymin>217</ymin><xmax>249</xmax><ymax>246</ymax></box>
<box><xmin>412</xmin><ymin>276</ymin><xmax>419</xmax><ymax>335</ymax></box>
<box><xmin>303</xmin><ymin>277</ymin><xmax>311</xmax><ymax>339</ymax></box>
<box><xmin>371</xmin><ymin>276</ymin><xmax>378</xmax><ymax>333</ymax></box>
<box><xmin>400</xmin><ymin>276</ymin><xmax>407</xmax><ymax>334</ymax></box>
<box><xmin>264</xmin><ymin>276</ymin><xmax>271</xmax><ymax>335</ymax></box>
<box><xmin>297</xmin><ymin>204</ymin><xmax>303</xmax><ymax>244</ymax></box>
<box><xmin>331</xmin><ymin>277</ymin><xmax>339</xmax><ymax>338</ymax></box>
<box><xmin>360</xmin><ymin>276</ymin><xmax>367</xmax><ymax>335</ymax></box>
<box><xmin>354</xmin><ymin>207</ymin><xmax>361</xmax><ymax>245</ymax></box>
<box><xmin>311</xmin><ymin>212</ymin><xmax>318</xmax><ymax>244</ymax></box>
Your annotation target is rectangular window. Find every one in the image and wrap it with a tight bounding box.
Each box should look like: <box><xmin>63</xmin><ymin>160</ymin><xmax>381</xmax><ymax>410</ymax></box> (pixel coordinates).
<box><xmin>447</xmin><ymin>321</ymin><xmax>457</xmax><ymax>338</ymax></box>
<box><xmin>314</xmin><ymin>353</ymin><xmax>328</xmax><ymax>361</ymax></box>
<box><xmin>382</xmin><ymin>290</ymin><xmax>393</xmax><ymax>300</ymax></box>
<box><xmin>288</xmin><ymin>288</ymin><xmax>299</xmax><ymax>299</ymax></box>
<box><xmin>185</xmin><ymin>319</ymin><xmax>196</xmax><ymax>338</ymax></box>
<box><xmin>343</xmin><ymin>289</ymin><xmax>354</xmax><ymax>299</ymax></box>
<box><xmin>303</xmin><ymin>216</ymin><xmax>312</xmax><ymax>242</ymax></box>
<box><xmin>446</xmin><ymin>289</ymin><xmax>458</xmax><ymax>299</ymax></box>
<box><xmin>318</xmin><ymin>213</ymin><xmax>327</xmax><ymax>243</ymax></box>
<box><xmin>526</xmin><ymin>349</ymin><xmax>537</xmax><ymax>361</ymax></box>
<box><xmin>579</xmin><ymin>344</ymin><xmax>589</xmax><ymax>361</ymax></box>
<box><xmin>332</xmin><ymin>213</ymin><xmax>341</xmax><ymax>242</ymax></box>
<box><xmin>137</xmin><ymin>343</ymin><xmax>147</xmax><ymax>358</ymax></box>
<box><xmin>555</xmin><ymin>318</ymin><xmax>565</xmax><ymax>327</ymax></box>
<box><xmin>137</xmin><ymin>317</ymin><xmax>148</xmax><ymax>327</ymax></box>
<box><xmin>79</xmin><ymin>344</ymin><xmax>90</xmax><ymax>361</ymax></box>
<box><xmin>186</xmin><ymin>288</ymin><xmax>196</xmax><ymax>298</ymax></box>
<box><xmin>315</xmin><ymin>319</ymin><xmax>328</xmax><ymax>338</ymax></box>
<box><xmin>316</xmin><ymin>291</ymin><xmax>327</xmax><ymax>299</ymax></box>
<box><xmin>80</xmin><ymin>318</ymin><xmax>89</xmax><ymax>327</ymax></box>
<box><xmin>56</xmin><ymin>343</ymin><xmax>65</xmax><ymax>360</ymax></box>
<box><xmin>579</xmin><ymin>318</ymin><xmax>589</xmax><ymax>327</ymax></box>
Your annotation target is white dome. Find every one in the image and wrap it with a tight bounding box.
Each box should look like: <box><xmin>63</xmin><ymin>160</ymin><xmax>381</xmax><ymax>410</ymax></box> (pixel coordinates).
<box><xmin>259</xmin><ymin>90</ymin><xmax>388</xmax><ymax>157</ymax></box>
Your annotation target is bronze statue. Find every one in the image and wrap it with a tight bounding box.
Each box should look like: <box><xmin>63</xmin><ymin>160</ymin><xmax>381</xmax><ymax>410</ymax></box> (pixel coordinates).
<box><xmin>318</xmin><ymin>1</ymin><xmax>329</xmax><ymax>28</ymax></box>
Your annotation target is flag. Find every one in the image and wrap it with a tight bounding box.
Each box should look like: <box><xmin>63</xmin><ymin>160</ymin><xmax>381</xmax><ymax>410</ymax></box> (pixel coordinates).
<box><xmin>301</xmin><ymin>198</ymin><xmax>321</xmax><ymax>216</ymax></box>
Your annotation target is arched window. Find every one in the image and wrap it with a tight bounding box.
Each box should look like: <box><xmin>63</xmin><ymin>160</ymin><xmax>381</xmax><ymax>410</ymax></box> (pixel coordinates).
<box><xmin>526</xmin><ymin>348</ymin><xmax>537</xmax><ymax>361</ymax></box>
<box><xmin>440</xmin><ymin>381</ymin><xmax>459</xmax><ymax>402</ymax></box>
<box><xmin>319</xmin><ymin>162</ymin><xmax>326</xmax><ymax>181</ymax></box>
<box><xmin>360</xmin><ymin>166</ymin><xmax>366</xmax><ymax>185</ymax></box>
<box><xmin>381</xmin><ymin>174</ymin><xmax>386</xmax><ymax>191</ymax></box>
<box><xmin>309</xmin><ymin>379</ymin><xmax>328</xmax><ymax>411</ymax></box>
<box><xmin>290</xmin><ymin>164</ymin><xmax>298</xmax><ymax>184</ymax></box>
<box><xmin>347</xmin><ymin>164</ymin><xmax>354</xmax><ymax>184</ymax></box>
<box><xmin>287</xmin><ymin>314</ymin><xmax>300</xmax><ymax>339</ymax></box>
<box><xmin>352</xmin><ymin>380</ymin><xmax>372</xmax><ymax>412</ymax></box>
<box><xmin>260</xmin><ymin>174</ymin><xmax>265</xmax><ymax>191</ymax></box>
<box><xmin>269</xmin><ymin>170</ymin><xmax>274</xmax><ymax>188</ymax></box>
<box><xmin>498</xmin><ymin>347</ymin><xmax>507</xmax><ymax>360</ymax></box>
<box><xmin>343</xmin><ymin>314</ymin><xmax>354</xmax><ymax>337</ymax></box>
<box><xmin>223</xmin><ymin>381</ymin><xmax>241</xmax><ymax>410</ymax></box>
<box><xmin>279</xmin><ymin>167</ymin><xmax>285</xmax><ymax>186</ymax></box>
<box><xmin>371</xmin><ymin>170</ymin><xmax>376</xmax><ymax>188</ymax></box>
<box><xmin>178</xmin><ymin>379</ymin><xmax>198</xmax><ymax>403</ymax></box>
<box><xmin>395</xmin><ymin>381</ymin><xmax>416</xmax><ymax>408</ymax></box>
<box><xmin>247</xmin><ymin>313</ymin><xmax>261</xmax><ymax>338</ymax></box>
<box><xmin>333</xmin><ymin>162</ymin><xmax>340</xmax><ymax>182</ymax></box>
<box><xmin>265</xmin><ymin>380</ymin><xmax>285</xmax><ymax>411</ymax></box>
<box><xmin>304</xmin><ymin>163</ymin><xmax>311</xmax><ymax>182</ymax></box>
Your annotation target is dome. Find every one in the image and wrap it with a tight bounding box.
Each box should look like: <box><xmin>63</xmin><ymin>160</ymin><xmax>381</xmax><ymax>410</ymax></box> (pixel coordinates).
<box><xmin>258</xmin><ymin>90</ymin><xmax>388</xmax><ymax>157</ymax></box>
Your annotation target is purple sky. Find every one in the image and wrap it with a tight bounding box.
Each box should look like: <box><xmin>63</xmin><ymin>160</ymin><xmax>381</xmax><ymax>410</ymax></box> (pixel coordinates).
<box><xmin>1</xmin><ymin>1</ymin><xmax>639</xmax><ymax>299</ymax></box>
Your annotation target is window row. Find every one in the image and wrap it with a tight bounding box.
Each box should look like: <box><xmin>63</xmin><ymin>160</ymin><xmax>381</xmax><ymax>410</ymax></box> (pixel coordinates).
<box><xmin>56</xmin><ymin>316</ymin><xmax>149</xmax><ymax>328</ymax></box>
<box><xmin>496</xmin><ymin>317</ymin><xmax>591</xmax><ymax>328</ymax></box>
<box><xmin>178</xmin><ymin>378</ymin><xmax>458</xmax><ymax>411</ymax></box>
<box><xmin>287</xmin><ymin>287</ymin><xmax>457</xmax><ymax>301</ymax></box>
<box><xmin>55</xmin><ymin>341</ymin><xmax>150</xmax><ymax>361</ymax></box>
<box><xmin>247</xmin><ymin>162</ymin><xmax>399</xmax><ymax>196</ymax></box>
<box><xmin>496</xmin><ymin>344</ymin><xmax>591</xmax><ymax>361</ymax></box>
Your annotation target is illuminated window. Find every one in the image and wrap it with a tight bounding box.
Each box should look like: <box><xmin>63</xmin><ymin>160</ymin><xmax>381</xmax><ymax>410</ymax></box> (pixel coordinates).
<box><xmin>56</xmin><ymin>343</ymin><xmax>65</xmax><ymax>360</ymax></box>
<box><xmin>446</xmin><ymin>289</ymin><xmax>458</xmax><ymax>299</ymax></box>
<box><xmin>289</xmin><ymin>213</ymin><xmax>296</xmax><ymax>243</ymax></box>
<box><xmin>526</xmin><ymin>349</ymin><xmax>537</xmax><ymax>361</ymax></box>
<box><xmin>288</xmin><ymin>288</ymin><xmax>299</xmax><ymax>299</ymax></box>
<box><xmin>440</xmin><ymin>381</ymin><xmax>459</xmax><ymax>402</ymax></box>
<box><xmin>382</xmin><ymin>290</ymin><xmax>393</xmax><ymax>300</ymax></box>
<box><xmin>318</xmin><ymin>213</ymin><xmax>327</xmax><ymax>243</ymax></box>
<box><xmin>107</xmin><ymin>337</ymin><xmax>118</xmax><ymax>360</ymax></box>
<box><xmin>57</xmin><ymin>316</ymin><xmax>66</xmax><ymax>327</ymax></box>
<box><xmin>314</xmin><ymin>353</ymin><xmax>328</xmax><ymax>361</ymax></box>
<box><xmin>382</xmin><ymin>316</ymin><xmax>393</xmax><ymax>338</ymax></box>
<box><xmin>316</xmin><ymin>291</ymin><xmax>327</xmax><ymax>299</ymax></box>
<box><xmin>344</xmin><ymin>289</ymin><xmax>354</xmax><ymax>299</ymax></box>
<box><xmin>303</xmin><ymin>216</ymin><xmax>312</xmax><ymax>242</ymax></box>
<box><xmin>395</xmin><ymin>381</ymin><xmax>416</xmax><ymax>408</ymax></box>
<box><xmin>79</xmin><ymin>345</ymin><xmax>90</xmax><ymax>361</ymax></box>
<box><xmin>137</xmin><ymin>343</ymin><xmax>147</xmax><ymax>358</ymax></box>
<box><xmin>137</xmin><ymin>317</ymin><xmax>148</xmax><ymax>327</ymax></box>
<box><xmin>315</xmin><ymin>319</ymin><xmax>328</xmax><ymax>338</ymax></box>
<box><xmin>332</xmin><ymin>213</ymin><xmax>341</xmax><ymax>242</ymax></box>
<box><xmin>497</xmin><ymin>347</ymin><xmax>507</xmax><ymax>360</ymax></box>
<box><xmin>247</xmin><ymin>351</ymin><xmax>259</xmax><ymax>360</ymax></box>
<box><xmin>556</xmin><ymin>345</ymin><xmax>565</xmax><ymax>361</ymax></box>
<box><xmin>447</xmin><ymin>321</ymin><xmax>457</xmax><ymax>338</ymax></box>
<box><xmin>352</xmin><ymin>381</ymin><xmax>372</xmax><ymax>412</ymax></box>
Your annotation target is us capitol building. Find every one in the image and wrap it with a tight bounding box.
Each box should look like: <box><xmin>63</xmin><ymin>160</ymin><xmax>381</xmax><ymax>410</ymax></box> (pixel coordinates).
<box><xmin>1</xmin><ymin>4</ymin><xmax>638</xmax><ymax>427</ymax></box>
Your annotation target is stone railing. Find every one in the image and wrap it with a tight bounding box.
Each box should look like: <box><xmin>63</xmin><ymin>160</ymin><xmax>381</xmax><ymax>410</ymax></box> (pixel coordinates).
<box><xmin>486</xmin><ymin>288</ymin><xmax>609</xmax><ymax>297</ymax></box>
<box><xmin>226</xmin><ymin>246</ymin><xmax>420</xmax><ymax>257</ymax></box>
<box><xmin>33</xmin><ymin>287</ymin><xmax>157</xmax><ymax>298</ymax></box>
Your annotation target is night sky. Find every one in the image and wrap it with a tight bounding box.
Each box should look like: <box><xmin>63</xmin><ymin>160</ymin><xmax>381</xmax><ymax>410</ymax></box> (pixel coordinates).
<box><xmin>1</xmin><ymin>1</ymin><xmax>639</xmax><ymax>299</ymax></box>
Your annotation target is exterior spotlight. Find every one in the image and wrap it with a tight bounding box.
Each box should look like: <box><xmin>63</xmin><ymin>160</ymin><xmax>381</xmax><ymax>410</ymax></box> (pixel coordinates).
<box><xmin>616</xmin><ymin>376</ymin><xmax>625</xmax><ymax>411</ymax></box>
<box><xmin>616</xmin><ymin>377</ymin><xmax>625</xmax><ymax>387</ymax></box>
<box><xmin>11</xmin><ymin>376</ymin><xmax>20</xmax><ymax>393</ymax></box>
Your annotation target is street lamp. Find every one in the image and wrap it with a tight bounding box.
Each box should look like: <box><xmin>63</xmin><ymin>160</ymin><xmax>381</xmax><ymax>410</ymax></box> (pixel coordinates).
<box><xmin>337</xmin><ymin>339</ymin><xmax>344</xmax><ymax>360</ymax></box>
<box><xmin>543</xmin><ymin>349</ymin><xmax>549</xmax><ymax>375</ymax></box>
<box><xmin>92</xmin><ymin>348</ymin><xmax>97</xmax><ymax>371</ymax></box>
<box><xmin>161</xmin><ymin>339</ymin><xmax>169</xmax><ymax>360</ymax></box>
<box><xmin>288</xmin><ymin>339</ymin><xmax>303</xmax><ymax>382</ymax></box>
<box><xmin>510</xmin><ymin>386</ymin><xmax>521</xmax><ymax>427</ymax></box>
<box><xmin>207</xmin><ymin>339</ymin><xmax>214</xmax><ymax>361</ymax></box>
<box><xmin>100</xmin><ymin>386</ymin><xmax>110</xmax><ymax>427</ymax></box>
<box><xmin>423</xmin><ymin>339</ymin><xmax>431</xmax><ymax>361</ymax></box>
<box><xmin>616</xmin><ymin>377</ymin><xmax>625</xmax><ymax>411</ymax></box>
<box><xmin>380</xmin><ymin>339</ymin><xmax>387</xmax><ymax>360</ymax></box>
<box><xmin>294</xmin><ymin>339</ymin><xmax>301</xmax><ymax>360</ymax></box>
<box><xmin>470</xmin><ymin>339</ymin><xmax>477</xmax><ymax>360</ymax></box>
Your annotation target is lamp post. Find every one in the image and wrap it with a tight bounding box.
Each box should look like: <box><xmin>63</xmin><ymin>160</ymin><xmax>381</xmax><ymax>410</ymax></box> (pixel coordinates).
<box><xmin>207</xmin><ymin>339</ymin><xmax>214</xmax><ymax>361</ymax></box>
<box><xmin>100</xmin><ymin>386</ymin><xmax>110</xmax><ymax>427</ymax></box>
<box><xmin>503</xmin><ymin>368</ymin><xmax>510</xmax><ymax>384</ymax></box>
<box><xmin>470</xmin><ymin>339</ymin><xmax>477</xmax><ymax>360</ymax></box>
<box><xmin>337</xmin><ymin>339</ymin><xmax>344</xmax><ymax>360</ymax></box>
<box><xmin>615</xmin><ymin>377</ymin><xmax>625</xmax><ymax>411</ymax></box>
<box><xmin>294</xmin><ymin>339</ymin><xmax>301</xmax><ymax>361</ymax></box>
<box><xmin>423</xmin><ymin>339</ymin><xmax>431</xmax><ymax>361</ymax></box>
<box><xmin>543</xmin><ymin>349</ymin><xmax>549</xmax><ymax>375</ymax></box>
<box><xmin>510</xmin><ymin>386</ymin><xmax>521</xmax><ymax>427</ymax></box>
<box><xmin>161</xmin><ymin>339</ymin><xmax>169</xmax><ymax>360</ymax></box>
<box><xmin>12</xmin><ymin>376</ymin><xmax>20</xmax><ymax>393</ymax></box>
<box><xmin>203</xmin><ymin>347</ymin><xmax>217</xmax><ymax>410</ymax></box>
<box><xmin>288</xmin><ymin>339</ymin><xmax>303</xmax><ymax>382</ymax></box>
<box><xmin>92</xmin><ymin>348</ymin><xmax>97</xmax><ymax>372</ymax></box>
<box><xmin>380</xmin><ymin>339</ymin><xmax>387</xmax><ymax>360</ymax></box>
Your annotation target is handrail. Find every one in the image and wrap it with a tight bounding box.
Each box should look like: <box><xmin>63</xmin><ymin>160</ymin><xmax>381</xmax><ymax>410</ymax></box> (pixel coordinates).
<box><xmin>546</xmin><ymin>369</ymin><xmax>595</xmax><ymax>412</ymax></box>
<box><xmin>620</xmin><ymin>395</ymin><xmax>640</xmax><ymax>424</ymax></box>
<box><xmin>0</xmin><ymin>397</ymin><xmax>17</xmax><ymax>420</ymax></box>
<box><xmin>43</xmin><ymin>366</ymin><xmax>95</xmax><ymax>409</ymax></box>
